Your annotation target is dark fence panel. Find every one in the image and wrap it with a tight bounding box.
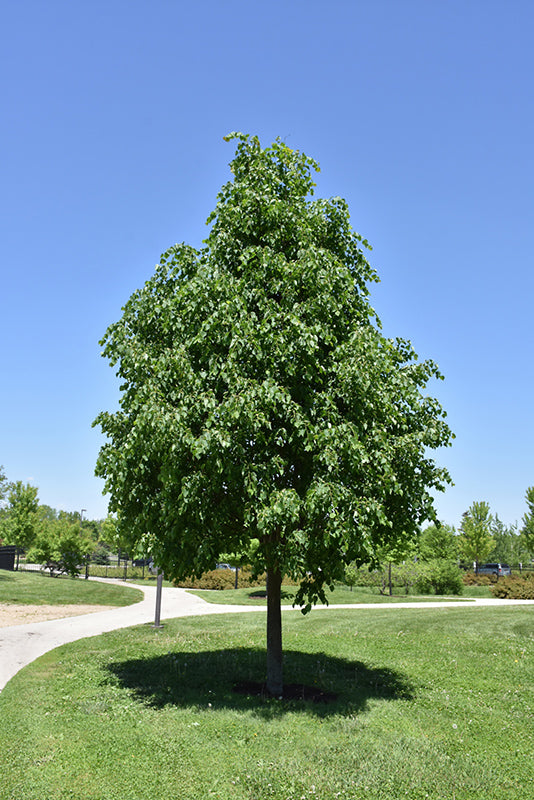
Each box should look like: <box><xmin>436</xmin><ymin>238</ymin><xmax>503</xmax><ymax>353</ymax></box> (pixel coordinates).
<box><xmin>0</xmin><ymin>546</ymin><xmax>17</xmax><ymax>571</ymax></box>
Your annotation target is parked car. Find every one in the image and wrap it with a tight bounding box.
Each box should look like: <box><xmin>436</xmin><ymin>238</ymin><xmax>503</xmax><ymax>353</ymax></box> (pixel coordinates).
<box><xmin>133</xmin><ymin>557</ymin><xmax>154</xmax><ymax>568</ymax></box>
<box><xmin>216</xmin><ymin>562</ymin><xmax>236</xmax><ymax>571</ymax></box>
<box><xmin>477</xmin><ymin>563</ymin><xmax>511</xmax><ymax>577</ymax></box>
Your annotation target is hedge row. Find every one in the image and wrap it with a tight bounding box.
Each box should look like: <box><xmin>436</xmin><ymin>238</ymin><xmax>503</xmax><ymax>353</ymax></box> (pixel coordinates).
<box><xmin>491</xmin><ymin>575</ymin><xmax>534</xmax><ymax>599</ymax></box>
<box><xmin>462</xmin><ymin>572</ymin><xmax>496</xmax><ymax>586</ymax></box>
<box><xmin>174</xmin><ymin>566</ymin><xmax>267</xmax><ymax>590</ymax></box>
<box><xmin>347</xmin><ymin>561</ymin><xmax>463</xmax><ymax>596</ymax></box>
<box><xmin>89</xmin><ymin>564</ymin><xmax>150</xmax><ymax>580</ymax></box>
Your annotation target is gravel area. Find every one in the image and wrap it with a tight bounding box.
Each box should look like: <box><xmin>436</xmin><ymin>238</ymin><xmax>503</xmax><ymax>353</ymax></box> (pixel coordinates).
<box><xmin>0</xmin><ymin>603</ymin><xmax>114</xmax><ymax>627</ymax></box>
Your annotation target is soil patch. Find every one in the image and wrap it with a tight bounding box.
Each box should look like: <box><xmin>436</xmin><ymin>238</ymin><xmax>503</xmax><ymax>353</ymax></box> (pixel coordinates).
<box><xmin>233</xmin><ymin>680</ymin><xmax>338</xmax><ymax>703</ymax></box>
<box><xmin>0</xmin><ymin>603</ymin><xmax>115</xmax><ymax>628</ymax></box>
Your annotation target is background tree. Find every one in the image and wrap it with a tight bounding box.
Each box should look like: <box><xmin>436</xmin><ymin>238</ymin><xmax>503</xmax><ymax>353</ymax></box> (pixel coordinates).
<box><xmin>417</xmin><ymin>522</ymin><xmax>462</xmax><ymax>596</ymax></box>
<box><xmin>490</xmin><ymin>516</ymin><xmax>529</xmax><ymax>565</ymax></box>
<box><xmin>0</xmin><ymin>466</ymin><xmax>9</xmax><ymax>541</ymax></box>
<box><xmin>372</xmin><ymin>538</ymin><xmax>419</xmax><ymax>596</ymax></box>
<box><xmin>458</xmin><ymin>501</ymin><xmax>494</xmax><ymax>572</ymax></box>
<box><xmin>2</xmin><ymin>481</ymin><xmax>39</xmax><ymax>563</ymax></box>
<box><xmin>418</xmin><ymin>522</ymin><xmax>458</xmax><ymax>561</ymax></box>
<box><xmin>37</xmin><ymin>504</ymin><xmax>58</xmax><ymax>522</ymax></box>
<box><xmin>94</xmin><ymin>133</ymin><xmax>453</xmax><ymax>696</ymax></box>
<box><xmin>28</xmin><ymin>516</ymin><xmax>92</xmax><ymax>578</ymax></box>
<box><xmin>343</xmin><ymin>562</ymin><xmax>360</xmax><ymax>592</ymax></box>
<box><xmin>98</xmin><ymin>514</ymin><xmax>135</xmax><ymax>561</ymax></box>
<box><xmin>0</xmin><ymin>465</ymin><xmax>8</xmax><ymax>503</ymax></box>
<box><xmin>521</xmin><ymin>487</ymin><xmax>534</xmax><ymax>556</ymax></box>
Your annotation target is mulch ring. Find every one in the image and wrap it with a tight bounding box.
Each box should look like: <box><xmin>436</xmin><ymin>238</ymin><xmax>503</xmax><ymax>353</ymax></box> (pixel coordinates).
<box><xmin>233</xmin><ymin>680</ymin><xmax>337</xmax><ymax>703</ymax></box>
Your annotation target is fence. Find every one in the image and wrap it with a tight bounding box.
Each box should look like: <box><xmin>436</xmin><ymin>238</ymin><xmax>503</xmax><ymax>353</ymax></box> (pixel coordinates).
<box><xmin>15</xmin><ymin>553</ymin><xmax>156</xmax><ymax>581</ymax></box>
<box><xmin>9</xmin><ymin>555</ymin><xmax>534</xmax><ymax>584</ymax></box>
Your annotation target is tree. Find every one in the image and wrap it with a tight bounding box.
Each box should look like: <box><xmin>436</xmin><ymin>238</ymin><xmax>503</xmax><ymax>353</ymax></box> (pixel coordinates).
<box><xmin>0</xmin><ymin>466</ymin><xmax>9</xmax><ymax>541</ymax></box>
<box><xmin>417</xmin><ymin>522</ymin><xmax>462</xmax><ymax>596</ymax></box>
<box><xmin>418</xmin><ymin>522</ymin><xmax>458</xmax><ymax>561</ymax></box>
<box><xmin>458</xmin><ymin>501</ymin><xmax>494</xmax><ymax>571</ymax></box>
<box><xmin>28</xmin><ymin>516</ymin><xmax>92</xmax><ymax>578</ymax></box>
<box><xmin>372</xmin><ymin>538</ymin><xmax>419</xmax><ymax>596</ymax></box>
<box><xmin>98</xmin><ymin>514</ymin><xmax>130</xmax><ymax>555</ymax></box>
<box><xmin>521</xmin><ymin>487</ymin><xmax>534</xmax><ymax>556</ymax></box>
<box><xmin>3</xmin><ymin>481</ymin><xmax>39</xmax><ymax>557</ymax></box>
<box><xmin>94</xmin><ymin>133</ymin><xmax>453</xmax><ymax>696</ymax></box>
<box><xmin>37</xmin><ymin>504</ymin><xmax>59</xmax><ymax>522</ymax></box>
<box><xmin>491</xmin><ymin>516</ymin><xmax>528</xmax><ymax>565</ymax></box>
<box><xmin>0</xmin><ymin>465</ymin><xmax>8</xmax><ymax>503</ymax></box>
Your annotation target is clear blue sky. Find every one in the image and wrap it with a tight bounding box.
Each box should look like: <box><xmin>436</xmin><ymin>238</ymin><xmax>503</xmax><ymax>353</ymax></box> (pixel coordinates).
<box><xmin>1</xmin><ymin>0</ymin><xmax>532</xmax><ymax>529</ymax></box>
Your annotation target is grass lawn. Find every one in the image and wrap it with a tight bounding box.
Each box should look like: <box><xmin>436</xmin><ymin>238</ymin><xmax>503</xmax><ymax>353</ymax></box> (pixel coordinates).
<box><xmin>0</xmin><ymin>604</ymin><xmax>532</xmax><ymax>799</ymax></box>
<box><xmin>460</xmin><ymin>584</ymin><xmax>495</xmax><ymax>599</ymax></box>
<box><xmin>187</xmin><ymin>584</ymin><xmax>481</xmax><ymax>606</ymax></box>
<box><xmin>0</xmin><ymin>569</ymin><xmax>143</xmax><ymax>607</ymax></box>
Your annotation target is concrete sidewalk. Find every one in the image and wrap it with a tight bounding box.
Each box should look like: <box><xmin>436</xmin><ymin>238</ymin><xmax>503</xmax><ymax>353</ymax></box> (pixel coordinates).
<box><xmin>2</xmin><ymin>580</ymin><xmax>534</xmax><ymax>692</ymax></box>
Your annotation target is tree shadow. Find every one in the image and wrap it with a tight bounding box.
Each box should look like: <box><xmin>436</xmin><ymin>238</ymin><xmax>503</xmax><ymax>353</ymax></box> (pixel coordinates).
<box><xmin>247</xmin><ymin>589</ymin><xmax>294</xmax><ymax>600</ymax></box>
<box><xmin>103</xmin><ymin>647</ymin><xmax>414</xmax><ymax>718</ymax></box>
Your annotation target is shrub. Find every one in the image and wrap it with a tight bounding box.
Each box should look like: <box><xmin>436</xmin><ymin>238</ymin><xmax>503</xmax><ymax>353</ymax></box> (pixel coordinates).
<box><xmin>344</xmin><ymin>564</ymin><xmax>419</xmax><ymax>595</ymax></box>
<box><xmin>415</xmin><ymin>560</ymin><xmax>464</xmax><ymax>596</ymax></box>
<box><xmin>491</xmin><ymin>575</ymin><xmax>534</xmax><ymax>599</ymax></box>
<box><xmin>393</xmin><ymin>562</ymin><xmax>421</xmax><ymax>594</ymax></box>
<box><xmin>346</xmin><ymin>561</ymin><xmax>463</xmax><ymax>595</ymax></box>
<box><xmin>88</xmin><ymin>564</ymin><xmax>148</xmax><ymax>580</ymax></box>
<box><xmin>174</xmin><ymin>566</ymin><xmax>267</xmax><ymax>590</ymax></box>
<box><xmin>175</xmin><ymin>569</ymin><xmax>236</xmax><ymax>590</ymax></box>
<box><xmin>462</xmin><ymin>572</ymin><xmax>494</xmax><ymax>586</ymax></box>
<box><xmin>347</xmin><ymin>566</ymin><xmax>385</xmax><ymax>590</ymax></box>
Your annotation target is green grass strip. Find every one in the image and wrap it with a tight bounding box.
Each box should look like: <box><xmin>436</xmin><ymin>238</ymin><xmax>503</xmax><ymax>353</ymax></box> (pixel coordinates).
<box><xmin>0</xmin><ymin>568</ymin><xmax>142</xmax><ymax>607</ymax></box>
<box><xmin>187</xmin><ymin>584</ymin><xmax>478</xmax><ymax>605</ymax></box>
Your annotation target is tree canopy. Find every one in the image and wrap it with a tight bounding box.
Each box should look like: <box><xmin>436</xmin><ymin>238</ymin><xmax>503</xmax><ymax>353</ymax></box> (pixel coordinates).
<box><xmin>418</xmin><ymin>522</ymin><xmax>458</xmax><ymax>562</ymax></box>
<box><xmin>94</xmin><ymin>133</ymin><xmax>453</xmax><ymax>694</ymax></box>
<box><xmin>458</xmin><ymin>500</ymin><xmax>495</xmax><ymax>570</ymax></box>
<box><xmin>521</xmin><ymin>487</ymin><xmax>534</xmax><ymax>553</ymax></box>
<box><xmin>0</xmin><ymin>465</ymin><xmax>8</xmax><ymax>503</ymax></box>
<box><xmin>2</xmin><ymin>480</ymin><xmax>39</xmax><ymax>551</ymax></box>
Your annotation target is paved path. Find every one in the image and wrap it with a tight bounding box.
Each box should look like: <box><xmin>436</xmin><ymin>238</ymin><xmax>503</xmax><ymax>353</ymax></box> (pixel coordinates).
<box><xmin>2</xmin><ymin>580</ymin><xmax>534</xmax><ymax>692</ymax></box>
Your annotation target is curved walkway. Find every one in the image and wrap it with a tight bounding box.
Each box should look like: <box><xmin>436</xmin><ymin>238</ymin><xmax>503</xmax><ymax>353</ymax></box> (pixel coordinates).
<box><xmin>1</xmin><ymin>580</ymin><xmax>534</xmax><ymax>692</ymax></box>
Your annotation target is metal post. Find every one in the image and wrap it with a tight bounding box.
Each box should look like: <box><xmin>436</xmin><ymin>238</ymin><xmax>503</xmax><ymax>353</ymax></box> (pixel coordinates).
<box><xmin>153</xmin><ymin>570</ymin><xmax>164</xmax><ymax>628</ymax></box>
<box><xmin>80</xmin><ymin>510</ymin><xmax>87</xmax><ymax>578</ymax></box>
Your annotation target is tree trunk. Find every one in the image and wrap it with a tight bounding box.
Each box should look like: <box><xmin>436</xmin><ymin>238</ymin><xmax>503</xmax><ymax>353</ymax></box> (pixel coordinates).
<box><xmin>266</xmin><ymin>567</ymin><xmax>283</xmax><ymax>697</ymax></box>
